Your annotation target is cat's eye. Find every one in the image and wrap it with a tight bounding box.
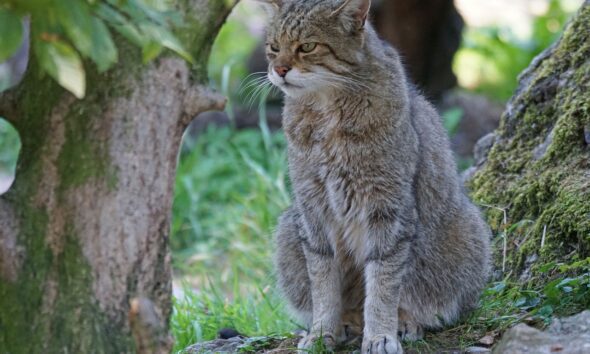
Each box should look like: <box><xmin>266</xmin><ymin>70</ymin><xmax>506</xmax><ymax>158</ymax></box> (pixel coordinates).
<box><xmin>299</xmin><ymin>43</ymin><xmax>318</xmax><ymax>53</ymax></box>
<box><xmin>268</xmin><ymin>43</ymin><xmax>280</xmax><ymax>53</ymax></box>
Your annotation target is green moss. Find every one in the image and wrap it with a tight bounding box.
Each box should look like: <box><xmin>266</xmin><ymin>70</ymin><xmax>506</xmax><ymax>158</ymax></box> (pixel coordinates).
<box><xmin>0</xmin><ymin>219</ymin><xmax>132</xmax><ymax>353</ymax></box>
<box><xmin>56</xmin><ymin>101</ymin><xmax>110</xmax><ymax>190</ymax></box>
<box><xmin>470</xmin><ymin>3</ymin><xmax>590</xmax><ymax>284</ymax></box>
<box><xmin>48</xmin><ymin>226</ymin><xmax>132</xmax><ymax>353</ymax></box>
<box><xmin>0</xmin><ymin>207</ymin><xmax>50</xmax><ymax>352</ymax></box>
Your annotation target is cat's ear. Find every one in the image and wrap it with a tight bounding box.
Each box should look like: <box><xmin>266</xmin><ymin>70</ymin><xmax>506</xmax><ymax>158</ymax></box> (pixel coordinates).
<box><xmin>254</xmin><ymin>0</ymin><xmax>283</xmax><ymax>16</ymax></box>
<box><xmin>331</xmin><ymin>0</ymin><xmax>371</xmax><ymax>31</ymax></box>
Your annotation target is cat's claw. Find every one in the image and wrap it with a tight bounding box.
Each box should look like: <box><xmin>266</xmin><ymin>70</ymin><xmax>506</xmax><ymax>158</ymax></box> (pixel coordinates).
<box><xmin>362</xmin><ymin>334</ymin><xmax>403</xmax><ymax>354</ymax></box>
<box><xmin>297</xmin><ymin>332</ymin><xmax>337</xmax><ymax>351</ymax></box>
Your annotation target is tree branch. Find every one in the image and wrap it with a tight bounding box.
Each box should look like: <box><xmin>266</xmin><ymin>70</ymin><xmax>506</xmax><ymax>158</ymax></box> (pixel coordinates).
<box><xmin>181</xmin><ymin>85</ymin><xmax>227</xmax><ymax>127</ymax></box>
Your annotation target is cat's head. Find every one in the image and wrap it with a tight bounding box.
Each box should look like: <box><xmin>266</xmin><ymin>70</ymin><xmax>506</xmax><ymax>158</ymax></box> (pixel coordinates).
<box><xmin>257</xmin><ymin>0</ymin><xmax>372</xmax><ymax>98</ymax></box>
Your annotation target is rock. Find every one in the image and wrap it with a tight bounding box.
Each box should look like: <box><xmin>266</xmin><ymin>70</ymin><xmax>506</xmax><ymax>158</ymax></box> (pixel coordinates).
<box><xmin>183</xmin><ymin>335</ymin><xmax>298</xmax><ymax>354</ymax></box>
<box><xmin>517</xmin><ymin>253</ymin><xmax>539</xmax><ymax>283</ymax></box>
<box><xmin>478</xmin><ymin>334</ymin><xmax>496</xmax><ymax>346</ymax></box>
<box><xmin>468</xmin><ymin>2</ymin><xmax>590</xmax><ymax>281</ymax></box>
<box><xmin>440</xmin><ymin>91</ymin><xmax>503</xmax><ymax>159</ymax></box>
<box><xmin>473</xmin><ymin>133</ymin><xmax>497</xmax><ymax>166</ymax></box>
<box><xmin>218</xmin><ymin>328</ymin><xmax>243</xmax><ymax>339</ymax></box>
<box><xmin>532</xmin><ymin>129</ymin><xmax>554</xmax><ymax>161</ymax></box>
<box><xmin>493</xmin><ymin>311</ymin><xmax>590</xmax><ymax>354</ymax></box>
<box><xmin>184</xmin><ymin>337</ymin><xmax>245</xmax><ymax>353</ymax></box>
<box><xmin>461</xmin><ymin>132</ymin><xmax>497</xmax><ymax>184</ymax></box>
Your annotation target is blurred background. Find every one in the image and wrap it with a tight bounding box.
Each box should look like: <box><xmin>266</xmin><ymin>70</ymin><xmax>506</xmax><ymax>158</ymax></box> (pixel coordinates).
<box><xmin>0</xmin><ymin>0</ymin><xmax>584</xmax><ymax>350</ymax></box>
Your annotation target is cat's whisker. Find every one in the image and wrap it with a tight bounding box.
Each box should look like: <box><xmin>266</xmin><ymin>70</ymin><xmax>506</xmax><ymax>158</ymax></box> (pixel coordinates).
<box><xmin>241</xmin><ymin>76</ymin><xmax>271</xmax><ymax>101</ymax></box>
<box><xmin>243</xmin><ymin>71</ymin><xmax>268</xmax><ymax>80</ymax></box>
<box><xmin>240</xmin><ymin>81</ymin><xmax>269</xmax><ymax>99</ymax></box>
<box><xmin>239</xmin><ymin>75</ymin><xmax>270</xmax><ymax>95</ymax></box>
<box><xmin>245</xmin><ymin>81</ymin><xmax>273</xmax><ymax>110</ymax></box>
<box><xmin>240</xmin><ymin>75</ymin><xmax>268</xmax><ymax>89</ymax></box>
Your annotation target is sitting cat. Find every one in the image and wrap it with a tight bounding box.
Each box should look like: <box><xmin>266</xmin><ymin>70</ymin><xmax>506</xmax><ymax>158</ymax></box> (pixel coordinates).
<box><xmin>257</xmin><ymin>0</ymin><xmax>492</xmax><ymax>353</ymax></box>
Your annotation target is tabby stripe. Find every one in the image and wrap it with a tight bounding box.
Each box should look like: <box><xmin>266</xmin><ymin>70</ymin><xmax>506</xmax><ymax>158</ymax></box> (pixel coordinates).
<box><xmin>325</xmin><ymin>44</ymin><xmax>358</xmax><ymax>67</ymax></box>
<box><xmin>314</xmin><ymin>62</ymin><xmax>351</xmax><ymax>77</ymax></box>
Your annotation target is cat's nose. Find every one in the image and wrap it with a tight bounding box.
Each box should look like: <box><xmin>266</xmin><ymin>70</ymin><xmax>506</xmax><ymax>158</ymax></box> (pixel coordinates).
<box><xmin>274</xmin><ymin>65</ymin><xmax>291</xmax><ymax>78</ymax></box>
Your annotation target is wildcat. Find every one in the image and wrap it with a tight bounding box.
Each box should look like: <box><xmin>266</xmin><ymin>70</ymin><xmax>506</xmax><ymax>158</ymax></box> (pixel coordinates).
<box><xmin>257</xmin><ymin>0</ymin><xmax>491</xmax><ymax>353</ymax></box>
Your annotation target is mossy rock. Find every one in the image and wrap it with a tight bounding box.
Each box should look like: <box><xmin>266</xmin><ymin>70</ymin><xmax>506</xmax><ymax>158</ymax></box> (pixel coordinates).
<box><xmin>469</xmin><ymin>1</ymin><xmax>590</xmax><ymax>284</ymax></box>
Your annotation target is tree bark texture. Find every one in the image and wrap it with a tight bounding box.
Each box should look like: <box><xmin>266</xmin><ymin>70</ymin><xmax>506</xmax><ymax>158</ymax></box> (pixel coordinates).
<box><xmin>469</xmin><ymin>1</ymin><xmax>589</xmax><ymax>282</ymax></box>
<box><xmin>0</xmin><ymin>1</ymin><xmax>236</xmax><ymax>352</ymax></box>
<box><xmin>372</xmin><ymin>0</ymin><xmax>463</xmax><ymax>101</ymax></box>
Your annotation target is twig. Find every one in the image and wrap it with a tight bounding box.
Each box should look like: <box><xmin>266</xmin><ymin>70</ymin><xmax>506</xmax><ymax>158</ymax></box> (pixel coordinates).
<box><xmin>540</xmin><ymin>224</ymin><xmax>547</xmax><ymax>248</ymax></box>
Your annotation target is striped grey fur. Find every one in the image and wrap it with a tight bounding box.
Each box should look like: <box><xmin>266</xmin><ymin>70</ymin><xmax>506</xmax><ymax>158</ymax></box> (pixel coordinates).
<box><xmin>258</xmin><ymin>1</ymin><xmax>492</xmax><ymax>353</ymax></box>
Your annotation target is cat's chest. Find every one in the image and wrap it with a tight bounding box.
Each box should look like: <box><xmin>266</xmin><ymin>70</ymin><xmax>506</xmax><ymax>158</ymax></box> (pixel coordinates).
<box><xmin>284</xmin><ymin>107</ymin><xmax>337</xmax><ymax>148</ymax></box>
<box><xmin>288</xmin><ymin>134</ymin><xmax>364</xmax><ymax>220</ymax></box>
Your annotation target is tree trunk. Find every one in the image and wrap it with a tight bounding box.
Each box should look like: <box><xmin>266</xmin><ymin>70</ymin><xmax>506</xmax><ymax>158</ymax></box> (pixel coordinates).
<box><xmin>468</xmin><ymin>1</ymin><xmax>589</xmax><ymax>282</ymax></box>
<box><xmin>0</xmin><ymin>1</ymin><xmax>236</xmax><ymax>352</ymax></box>
<box><xmin>372</xmin><ymin>0</ymin><xmax>463</xmax><ymax>101</ymax></box>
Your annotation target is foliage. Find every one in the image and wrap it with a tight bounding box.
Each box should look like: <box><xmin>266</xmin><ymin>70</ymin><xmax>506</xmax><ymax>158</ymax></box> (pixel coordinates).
<box><xmin>208</xmin><ymin>2</ymin><xmax>260</xmax><ymax>97</ymax></box>
<box><xmin>455</xmin><ymin>0</ymin><xmax>577</xmax><ymax>101</ymax></box>
<box><xmin>171</xmin><ymin>122</ymin><xmax>290</xmax><ymax>282</ymax></box>
<box><xmin>0</xmin><ymin>117</ymin><xmax>20</xmax><ymax>175</ymax></box>
<box><xmin>171</xmin><ymin>281</ymin><xmax>295</xmax><ymax>352</ymax></box>
<box><xmin>170</xmin><ymin>124</ymin><xmax>296</xmax><ymax>352</ymax></box>
<box><xmin>0</xmin><ymin>0</ymin><xmax>191</xmax><ymax>98</ymax></box>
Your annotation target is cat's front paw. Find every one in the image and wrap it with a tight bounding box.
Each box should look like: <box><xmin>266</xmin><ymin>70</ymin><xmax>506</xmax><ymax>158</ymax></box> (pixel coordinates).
<box><xmin>297</xmin><ymin>332</ymin><xmax>337</xmax><ymax>352</ymax></box>
<box><xmin>362</xmin><ymin>334</ymin><xmax>403</xmax><ymax>354</ymax></box>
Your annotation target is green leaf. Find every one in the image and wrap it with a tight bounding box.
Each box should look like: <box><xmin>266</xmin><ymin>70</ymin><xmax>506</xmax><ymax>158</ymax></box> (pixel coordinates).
<box><xmin>87</xmin><ymin>17</ymin><xmax>118</xmax><ymax>72</ymax></box>
<box><xmin>55</xmin><ymin>0</ymin><xmax>117</xmax><ymax>72</ymax></box>
<box><xmin>97</xmin><ymin>4</ymin><xmax>146</xmax><ymax>47</ymax></box>
<box><xmin>139</xmin><ymin>22</ymin><xmax>194</xmax><ymax>63</ymax></box>
<box><xmin>0</xmin><ymin>9</ymin><xmax>23</xmax><ymax>62</ymax></box>
<box><xmin>36</xmin><ymin>40</ymin><xmax>86</xmax><ymax>98</ymax></box>
<box><xmin>538</xmin><ymin>261</ymin><xmax>557</xmax><ymax>273</ymax></box>
<box><xmin>125</xmin><ymin>0</ymin><xmax>170</xmax><ymax>26</ymax></box>
<box><xmin>141</xmin><ymin>41</ymin><xmax>163</xmax><ymax>63</ymax></box>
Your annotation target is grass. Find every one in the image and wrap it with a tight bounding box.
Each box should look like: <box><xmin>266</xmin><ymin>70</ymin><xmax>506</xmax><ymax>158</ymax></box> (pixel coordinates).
<box><xmin>404</xmin><ymin>227</ymin><xmax>590</xmax><ymax>353</ymax></box>
<box><xmin>171</xmin><ymin>280</ymin><xmax>296</xmax><ymax>352</ymax></box>
<box><xmin>171</xmin><ymin>122</ymin><xmax>289</xmax><ymax>276</ymax></box>
<box><xmin>170</xmin><ymin>121</ymin><xmax>298</xmax><ymax>352</ymax></box>
<box><xmin>169</xmin><ymin>124</ymin><xmax>590</xmax><ymax>352</ymax></box>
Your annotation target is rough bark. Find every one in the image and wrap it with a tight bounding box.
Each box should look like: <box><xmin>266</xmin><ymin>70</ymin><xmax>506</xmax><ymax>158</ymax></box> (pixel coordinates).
<box><xmin>468</xmin><ymin>1</ymin><xmax>589</xmax><ymax>282</ymax></box>
<box><xmin>372</xmin><ymin>0</ymin><xmax>463</xmax><ymax>101</ymax></box>
<box><xmin>0</xmin><ymin>1</ymin><xmax>235</xmax><ymax>352</ymax></box>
